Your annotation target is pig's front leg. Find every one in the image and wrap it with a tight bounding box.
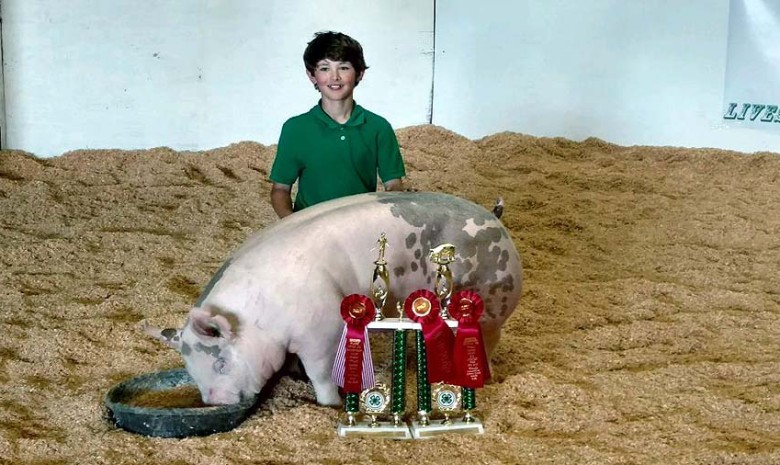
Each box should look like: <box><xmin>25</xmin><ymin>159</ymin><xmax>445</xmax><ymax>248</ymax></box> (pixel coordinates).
<box><xmin>297</xmin><ymin>345</ymin><xmax>342</xmax><ymax>406</ymax></box>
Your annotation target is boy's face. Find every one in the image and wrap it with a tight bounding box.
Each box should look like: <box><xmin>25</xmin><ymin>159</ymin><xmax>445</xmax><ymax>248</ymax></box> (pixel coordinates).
<box><xmin>308</xmin><ymin>59</ymin><xmax>364</xmax><ymax>102</ymax></box>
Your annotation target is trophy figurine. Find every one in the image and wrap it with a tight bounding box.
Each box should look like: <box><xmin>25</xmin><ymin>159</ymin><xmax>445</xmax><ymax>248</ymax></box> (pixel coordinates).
<box><xmin>370</xmin><ymin>233</ymin><xmax>390</xmax><ymax>320</ymax></box>
<box><xmin>429</xmin><ymin>243</ymin><xmax>456</xmax><ymax>319</ymax></box>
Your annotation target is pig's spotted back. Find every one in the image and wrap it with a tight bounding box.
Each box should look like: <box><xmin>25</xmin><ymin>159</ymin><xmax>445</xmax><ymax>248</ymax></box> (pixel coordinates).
<box><xmin>376</xmin><ymin>192</ymin><xmax>520</xmax><ymax>319</ymax></box>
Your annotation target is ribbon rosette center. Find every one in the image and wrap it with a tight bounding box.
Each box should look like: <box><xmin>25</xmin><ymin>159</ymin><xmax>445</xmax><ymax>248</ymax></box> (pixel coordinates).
<box><xmin>404</xmin><ymin>289</ymin><xmax>455</xmax><ymax>384</ymax></box>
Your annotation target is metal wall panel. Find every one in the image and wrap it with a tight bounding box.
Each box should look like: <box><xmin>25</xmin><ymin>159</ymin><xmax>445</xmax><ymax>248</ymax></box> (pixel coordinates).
<box><xmin>1</xmin><ymin>0</ymin><xmax>434</xmax><ymax>157</ymax></box>
<box><xmin>433</xmin><ymin>0</ymin><xmax>780</xmax><ymax>153</ymax></box>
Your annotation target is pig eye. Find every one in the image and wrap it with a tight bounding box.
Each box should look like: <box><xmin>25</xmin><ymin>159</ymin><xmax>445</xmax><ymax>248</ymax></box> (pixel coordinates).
<box><xmin>213</xmin><ymin>357</ymin><xmax>229</xmax><ymax>374</ymax></box>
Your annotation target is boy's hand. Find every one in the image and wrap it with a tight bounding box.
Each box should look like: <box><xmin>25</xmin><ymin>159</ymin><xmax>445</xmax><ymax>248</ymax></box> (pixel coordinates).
<box><xmin>383</xmin><ymin>178</ymin><xmax>404</xmax><ymax>192</ymax></box>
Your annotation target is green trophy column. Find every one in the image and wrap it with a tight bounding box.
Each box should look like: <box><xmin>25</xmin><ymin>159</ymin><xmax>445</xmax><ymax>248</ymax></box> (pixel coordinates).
<box><xmin>390</xmin><ymin>329</ymin><xmax>407</xmax><ymax>425</ymax></box>
<box><xmin>415</xmin><ymin>329</ymin><xmax>431</xmax><ymax>424</ymax></box>
<box><xmin>345</xmin><ymin>392</ymin><xmax>359</xmax><ymax>425</ymax></box>
<box><xmin>462</xmin><ymin>387</ymin><xmax>476</xmax><ymax>422</ymax></box>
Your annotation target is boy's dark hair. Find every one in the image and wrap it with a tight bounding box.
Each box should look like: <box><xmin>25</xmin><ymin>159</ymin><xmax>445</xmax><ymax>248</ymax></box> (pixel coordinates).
<box><xmin>303</xmin><ymin>31</ymin><xmax>368</xmax><ymax>76</ymax></box>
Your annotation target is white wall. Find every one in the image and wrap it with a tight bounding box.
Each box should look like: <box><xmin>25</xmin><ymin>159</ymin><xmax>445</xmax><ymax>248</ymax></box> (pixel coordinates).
<box><xmin>433</xmin><ymin>0</ymin><xmax>780</xmax><ymax>153</ymax></box>
<box><xmin>2</xmin><ymin>0</ymin><xmax>779</xmax><ymax>157</ymax></box>
<box><xmin>1</xmin><ymin>0</ymin><xmax>434</xmax><ymax>156</ymax></box>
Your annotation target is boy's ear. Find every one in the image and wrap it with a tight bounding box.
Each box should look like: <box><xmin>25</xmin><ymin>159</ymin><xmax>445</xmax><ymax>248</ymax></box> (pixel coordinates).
<box><xmin>356</xmin><ymin>70</ymin><xmax>365</xmax><ymax>85</ymax></box>
<box><xmin>307</xmin><ymin>70</ymin><xmax>319</xmax><ymax>90</ymax></box>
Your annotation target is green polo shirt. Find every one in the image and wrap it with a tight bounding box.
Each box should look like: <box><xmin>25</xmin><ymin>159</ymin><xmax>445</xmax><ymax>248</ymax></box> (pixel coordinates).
<box><xmin>270</xmin><ymin>102</ymin><xmax>406</xmax><ymax>211</ymax></box>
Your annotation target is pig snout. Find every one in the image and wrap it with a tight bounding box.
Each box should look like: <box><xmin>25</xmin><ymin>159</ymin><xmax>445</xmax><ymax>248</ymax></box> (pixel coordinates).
<box><xmin>202</xmin><ymin>387</ymin><xmax>241</xmax><ymax>406</ymax></box>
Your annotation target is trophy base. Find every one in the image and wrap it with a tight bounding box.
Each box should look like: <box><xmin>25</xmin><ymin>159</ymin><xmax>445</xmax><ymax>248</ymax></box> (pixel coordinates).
<box><xmin>337</xmin><ymin>420</ymin><xmax>413</xmax><ymax>440</ymax></box>
<box><xmin>410</xmin><ymin>417</ymin><xmax>484</xmax><ymax>439</ymax></box>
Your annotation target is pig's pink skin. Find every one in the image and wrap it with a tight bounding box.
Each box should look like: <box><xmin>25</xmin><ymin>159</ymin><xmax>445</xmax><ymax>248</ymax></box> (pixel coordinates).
<box><xmin>147</xmin><ymin>192</ymin><xmax>522</xmax><ymax>406</ymax></box>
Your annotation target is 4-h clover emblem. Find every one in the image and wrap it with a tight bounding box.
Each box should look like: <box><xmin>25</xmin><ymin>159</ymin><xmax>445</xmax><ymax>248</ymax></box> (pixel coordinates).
<box><xmin>360</xmin><ymin>383</ymin><xmax>390</xmax><ymax>415</ymax></box>
<box><xmin>432</xmin><ymin>383</ymin><xmax>462</xmax><ymax>412</ymax></box>
<box><xmin>367</xmin><ymin>392</ymin><xmax>384</xmax><ymax>409</ymax></box>
<box><xmin>439</xmin><ymin>391</ymin><xmax>455</xmax><ymax>407</ymax></box>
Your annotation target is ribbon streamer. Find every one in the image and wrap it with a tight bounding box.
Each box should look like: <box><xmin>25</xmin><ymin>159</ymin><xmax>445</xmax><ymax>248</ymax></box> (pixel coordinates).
<box><xmin>449</xmin><ymin>290</ymin><xmax>491</xmax><ymax>388</ymax></box>
<box><xmin>404</xmin><ymin>289</ymin><xmax>456</xmax><ymax>384</ymax></box>
<box><xmin>332</xmin><ymin>294</ymin><xmax>375</xmax><ymax>393</ymax></box>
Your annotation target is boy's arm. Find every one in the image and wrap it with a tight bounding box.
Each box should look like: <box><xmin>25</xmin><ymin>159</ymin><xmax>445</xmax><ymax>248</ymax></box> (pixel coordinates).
<box><xmin>375</xmin><ymin>118</ymin><xmax>406</xmax><ymax>191</ymax></box>
<box><xmin>270</xmin><ymin>183</ymin><xmax>294</xmax><ymax>219</ymax></box>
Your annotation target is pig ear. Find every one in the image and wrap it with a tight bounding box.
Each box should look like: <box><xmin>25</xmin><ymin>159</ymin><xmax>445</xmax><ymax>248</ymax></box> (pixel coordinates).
<box><xmin>189</xmin><ymin>307</ymin><xmax>234</xmax><ymax>340</ymax></box>
<box><xmin>141</xmin><ymin>323</ymin><xmax>183</xmax><ymax>351</ymax></box>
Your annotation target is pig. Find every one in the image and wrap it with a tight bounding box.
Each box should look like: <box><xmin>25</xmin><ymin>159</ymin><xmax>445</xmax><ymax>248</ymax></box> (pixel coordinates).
<box><xmin>144</xmin><ymin>191</ymin><xmax>522</xmax><ymax>406</ymax></box>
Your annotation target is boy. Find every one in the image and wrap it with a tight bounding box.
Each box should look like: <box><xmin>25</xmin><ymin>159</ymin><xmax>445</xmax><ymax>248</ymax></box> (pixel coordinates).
<box><xmin>269</xmin><ymin>31</ymin><xmax>406</xmax><ymax>219</ymax></box>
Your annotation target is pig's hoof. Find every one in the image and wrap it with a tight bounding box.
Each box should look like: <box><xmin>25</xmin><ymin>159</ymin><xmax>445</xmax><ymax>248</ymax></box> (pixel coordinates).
<box><xmin>105</xmin><ymin>368</ymin><xmax>257</xmax><ymax>438</ymax></box>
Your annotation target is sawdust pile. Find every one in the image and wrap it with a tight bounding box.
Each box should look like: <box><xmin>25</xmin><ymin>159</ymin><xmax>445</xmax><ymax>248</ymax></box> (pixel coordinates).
<box><xmin>1</xmin><ymin>125</ymin><xmax>779</xmax><ymax>464</ymax></box>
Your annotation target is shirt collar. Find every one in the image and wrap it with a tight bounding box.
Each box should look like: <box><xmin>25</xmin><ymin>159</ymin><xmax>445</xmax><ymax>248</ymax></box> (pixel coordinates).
<box><xmin>311</xmin><ymin>101</ymin><xmax>366</xmax><ymax>128</ymax></box>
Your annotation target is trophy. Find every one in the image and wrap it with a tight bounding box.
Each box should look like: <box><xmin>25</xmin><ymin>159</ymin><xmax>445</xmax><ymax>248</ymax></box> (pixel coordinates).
<box><xmin>405</xmin><ymin>247</ymin><xmax>487</xmax><ymax>438</ymax></box>
<box><xmin>336</xmin><ymin>233</ymin><xmax>412</xmax><ymax>439</ymax></box>
<box><xmin>335</xmin><ymin>235</ymin><xmax>488</xmax><ymax>439</ymax></box>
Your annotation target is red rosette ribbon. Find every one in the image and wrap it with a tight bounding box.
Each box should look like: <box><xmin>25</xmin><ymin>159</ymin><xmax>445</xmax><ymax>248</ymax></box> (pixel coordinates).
<box><xmin>449</xmin><ymin>290</ymin><xmax>491</xmax><ymax>388</ymax></box>
<box><xmin>331</xmin><ymin>294</ymin><xmax>375</xmax><ymax>393</ymax></box>
<box><xmin>404</xmin><ymin>289</ymin><xmax>456</xmax><ymax>384</ymax></box>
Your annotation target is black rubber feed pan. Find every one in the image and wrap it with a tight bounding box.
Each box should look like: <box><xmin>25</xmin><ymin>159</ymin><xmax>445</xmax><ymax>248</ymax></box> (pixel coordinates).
<box><xmin>105</xmin><ymin>368</ymin><xmax>256</xmax><ymax>438</ymax></box>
